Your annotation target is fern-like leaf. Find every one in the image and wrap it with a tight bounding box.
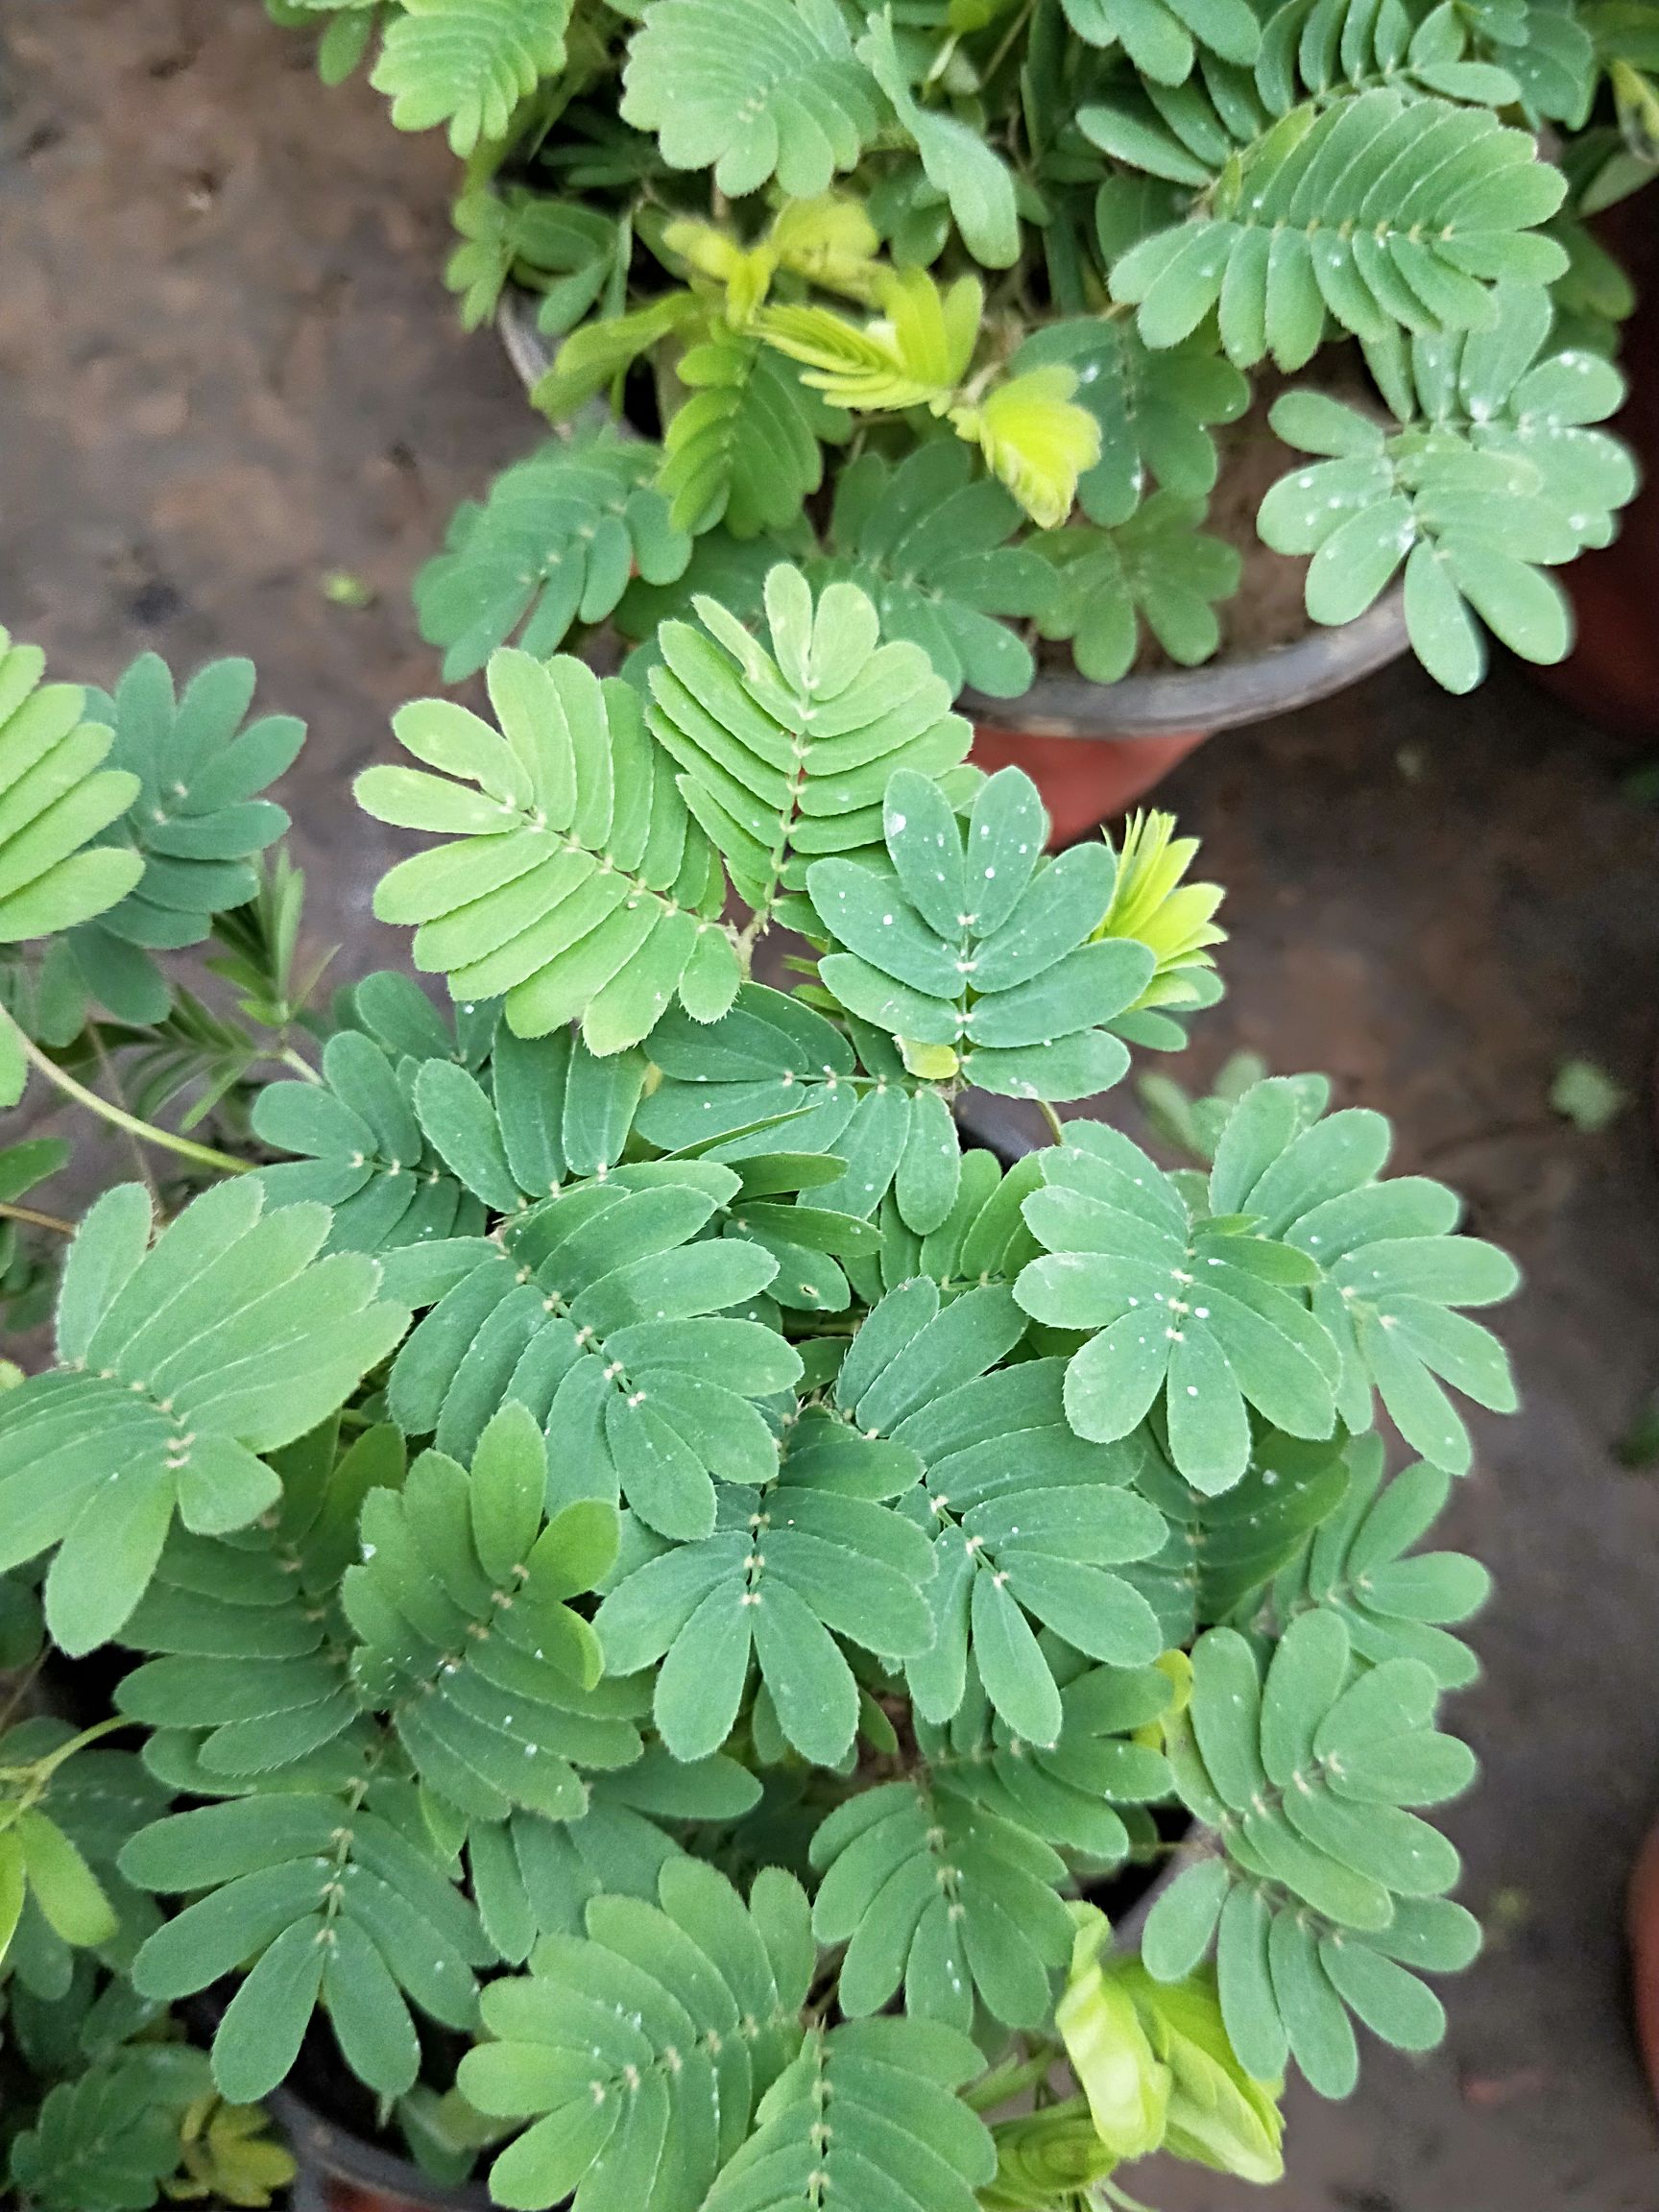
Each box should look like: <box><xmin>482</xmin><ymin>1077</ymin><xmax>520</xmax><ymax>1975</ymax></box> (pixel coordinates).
<box><xmin>594</xmin><ymin>1410</ymin><xmax>934</xmax><ymax>1766</ymax></box>
<box><xmin>459</xmin><ymin>1859</ymin><xmax>814</xmax><ymax>2212</ymax></box>
<box><xmin>703</xmin><ymin>2016</ymin><xmax>998</xmax><ymax>2212</ymax></box>
<box><xmin>123</xmin><ymin>1775</ymin><xmax>493</xmax><ymax>2102</ymax></box>
<box><xmin>810</xmin><ymin>441</ymin><xmax>1056</xmax><ymax>700</ymax></box>
<box><xmin>914</xmin><ymin>1647</ymin><xmax>1175</xmax><ymax>1865</ymax></box>
<box><xmin>1272</xmin><ymin>1437</ymin><xmax>1491</xmax><ymax>1688</ymax></box>
<box><xmin>0</xmin><ymin>1179</ymin><xmax>408</xmax><ymax>1652</ymax></box>
<box><xmin>646</xmin><ymin>565</ymin><xmax>972</xmax><ymax>926</ymax></box>
<box><xmin>69</xmin><ymin>654</ymin><xmax>303</xmax><ymax>1025</ymax></box>
<box><xmin>115</xmin><ymin>1422</ymin><xmax>404</xmax><ymax>1780</ymax></box>
<box><xmin>810</xmin><ymin>1771</ymin><xmax>1076</xmax><ymax>2030</ymax></box>
<box><xmin>371</xmin><ymin>0</ymin><xmax>572</xmax><ymax>154</ymax></box>
<box><xmin>414</xmin><ymin>437</ymin><xmax>691</xmax><ymax>683</ymax></box>
<box><xmin>445</xmin><ymin>189</ymin><xmax>619</xmax><ymax>333</ymax></box>
<box><xmin>0</xmin><ymin>629</ymin><xmax>142</xmax><ymax>946</ymax></box>
<box><xmin>830</xmin><ymin>1278</ymin><xmax>1165</xmax><ymax>1742</ymax></box>
<box><xmin>1142</xmin><ymin>1606</ymin><xmax>1480</xmax><ymax>2098</ymax></box>
<box><xmin>808</xmin><ymin>765</ymin><xmax>1154</xmax><ymax>1095</ymax></box>
<box><xmin>1015</xmin><ymin>320</ymin><xmax>1250</xmax><ymax>526</ymax></box>
<box><xmin>1128</xmin><ymin>1421</ymin><xmax>1353</xmax><ymax>1640</ymax></box>
<box><xmin>659</xmin><ymin>331</ymin><xmax>844</xmax><ymax>538</ymax></box>
<box><xmin>357</xmin><ymin>649</ymin><xmax>739</xmax><ymax>1050</ymax></box>
<box><xmin>620</xmin><ymin>0</ymin><xmax>883</xmax><ymax>201</ymax></box>
<box><xmin>380</xmin><ymin>1164</ymin><xmax>795</xmax><ymax>1536</ymax></box>
<box><xmin>1033</xmin><ymin>493</ymin><xmax>1241</xmax><ymax>683</ymax></box>
<box><xmin>636</xmin><ymin>982</ymin><xmax>961</xmax><ymax>1231</ymax></box>
<box><xmin>1261</xmin><ymin>282</ymin><xmax>1638</xmax><ymax>690</ymax></box>
<box><xmin>343</xmin><ymin>1407</ymin><xmax>639</xmax><ymax>1822</ymax></box>
<box><xmin>1105</xmin><ymin>90</ymin><xmax>1570</xmax><ymax>368</ymax></box>
<box><xmin>1215</xmin><ymin>1075</ymin><xmax>1521</xmax><ymax>1471</ymax></box>
<box><xmin>9</xmin><ymin>2044</ymin><xmax>214</xmax><ymax>2212</ymax></box>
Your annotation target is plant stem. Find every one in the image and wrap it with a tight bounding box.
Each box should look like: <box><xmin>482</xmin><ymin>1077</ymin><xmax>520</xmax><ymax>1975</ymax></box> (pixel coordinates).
<box><xmin>90</xmin><ymin>1022</ymin><xmax>158</xmax><ymax>1204</ymax></box>
<box><xmin>277</xmin><ymin>1045</ymin><xmax>322</xmax><ymax>1084</ymax></box>
<box><xmin>0</xmin><ymin>1200</ymin><xmax>73</xmax><ymax>1238</ymax></box>
<box><xmin>982</xmin><ymin>0</ymin><xmax>1037</xmax><ymax>89</ymax></box>
<box><xmin>0</xmin><ymin>1008</ymin><xmax>250</xmax><ymax>1179</ymax></box>
<box><xmin>1038</xmin><ymin>1099</ymin><xmax>1066</xmax><ymax>1143</ymax></box>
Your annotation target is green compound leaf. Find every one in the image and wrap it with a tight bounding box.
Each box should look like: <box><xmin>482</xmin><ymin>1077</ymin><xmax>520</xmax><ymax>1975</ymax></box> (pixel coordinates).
<box><xmin>8</xmin><ymin>2044</ymin><xmax>217</xmax><ymax>2212</ymax></box>
<box><xmin>809</xmin><ymin>766</ymin><xmax>1153</xmax><ymax>1098</ymax></box>
<box><xmin>808</xmin><ymin>441</ymin><xmax>1056</xmax><ymax>701</ymax></box>
<box><xmin>594</xmin><ymin>1409</ymin><xmax>934</xmax><ymax>1766</ymax></box>
<box><xmin>916</xmin><ymin>1649</ymin><xmax>1175</xmax><ymax>1865</ymax></box>
<box><xmin>460</xmin><ymin>1859</ymin><xmax>813</xmax><ymax>2212</ymax></box>
<box><xmin>414</xmin><ymin>438</ymin><xmax>692</xmax><ymax>682</ymax></box>
<box><xmin>636</xmin><ymin>981</ymin><xmax>961</xmax><ymax>1233</ymax></box>
<box><xmin>1107</xmin><ymin>90</ymin><xmax>1569</xmax><ymax>371</ymax></box>
<box><xmin>1016</xmin><ymin>1119</ymin><xmax>1341</xmax><ymax>1494</ymax></box>
<box><xmin>856</xmin><ymin>11</ymin><xmax>1021</xmax><ymax>268</ymax></box>
<box><xmin>830</xmin><ymin>1281</ymin><xmax>1167</xmax><ymax>1741</ymax></box>
<box><xmin>1063</xmin><ymin>0</ymin><xmax>1262</xmax><ymax>81</ymax></box>
<box><xmin>659</xmin><ymin>330</ymin><xmax>845</xmax><ymax>539</ymax></box>
<box><xmin>847</xmin><ymin>1144</ymin><xmax>1046</xmax><ymax>1304</ymax></box>
<box><xmin>810</xmin><ymin>1771</ymin><xmax>1076</xmax><ymax>2031</ymax></box>
<box><xmin>1262</xmin><ymin>283</ymin><xmax>1639</xmax><ymax>692</ymax></box>
<box><xmin>1275</xmin><ymin>1435</ymin><xmax>1492</xmax><ymax>1688</ymax></box>
<box><xmin>646</xmin><ymin>565</ymin><xmax>973</xmax><ymax>923</ymax></box>
<box><xmin>1255</xmin><ymin>0</ymin><xmax>1527</xmax><ymax>111</ymax></box>
<box><xmin>620</xmin><ymin>0</ymin><xmax>883</xmax><ymax>202</ymax></box>
<box><xmin>383</xmin><ymin>1163</ymin><xmax>795</xmax><ymax>1536</ymax></box>
<box><xmin>1016</xmin><ymin>319</ymin><xmax>1250</xmax><ymax>528</ymax></box>
<box><xmin>1032</xmin><ymin>493</ymin><xmax>1242</xmax><ymax>684</ymax></box>
<box><xmin>703</xmin><ymin>2015</ymin><xmax>997</xmax><ymax>2212</ymax></box>
<box><xmin>466</xmin><ymin>1797</ymin><xmax>688</xmax><ymax>1962</ymax></box>
<box><xmin>68</xmin><ymin>653</ymin><xmax>303</xmax><ymax>1022</ymax></box>
<box><xmin>0</xmin><ymin>627</ymin><xmax>142</xmax><ymax>946</ymax></box>
<box><xmin>0</xmin><ymin>1179</ymin><xmax>409</xmax><ymax>1652</ymax></box>
<box><xmin>1127</xmin><ymin>1420</ymin><xmax>1353</xmax><ymax>1641</ymax></box>
<box><xmin>252</xmin><ymin>1024</ymin><xmax>479</xmax><ymax>1255</ymax></box>
<box><xmin>1146</xmin><ymin>1606</ymin><xmax>1479</xmax><ymax>2097</ymax></box>
<box><xmin>343</xmin><ymin>1407</ymin><xmax>637</xmax><ymax>1823</ymax></box>
<box><xmin>371</xmin><ymin>0</ymin><xmax>573</xmax><ymax>154</ymax></box>
<box><xmin>257</xmin><ymin>995</ymin><xmax>666</xmax><ymax>1258</ymax></box>
<box><xmin>124</xmin><ymin>1776</ymin><xmax>493</xmax><ymax>2103</ymax></box>
<box><xmin>1217</xmin><ymin>1075</ymin><xmax>1520</xmax><ymax>1471</ymax></box>
<box><xmin>357</xmin><ymin>648</ymin><xmax>740</xmax><ymax>1053</ymax></box>
<box><xmin>445</xmin><ymin>189</ymin><xmax>620</xmax><ymax>334</ymax></box>
<box><xmin>115</xmin><ymin>1424</ymin><xmax>401</xmax><ymax>1781</ymax></box>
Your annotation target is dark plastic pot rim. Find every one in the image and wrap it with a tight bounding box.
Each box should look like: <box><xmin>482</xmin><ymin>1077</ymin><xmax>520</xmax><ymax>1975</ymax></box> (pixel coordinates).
<box><xmin>497</xmin><ymin>291</ymin><xmax>1411</xmax><ymax>743</ymax></box>
<box><xmin>271</xmin><ymin>2086</ymin><xmax>495</xmax><ymax>2211</ymax></box>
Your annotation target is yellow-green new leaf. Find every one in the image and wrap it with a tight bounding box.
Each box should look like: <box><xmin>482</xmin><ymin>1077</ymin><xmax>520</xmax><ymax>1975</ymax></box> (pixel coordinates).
<box><xmin>951</xmin><ymin>365</ymin><xmax>1102</xmax><ymax>529</ymax></box>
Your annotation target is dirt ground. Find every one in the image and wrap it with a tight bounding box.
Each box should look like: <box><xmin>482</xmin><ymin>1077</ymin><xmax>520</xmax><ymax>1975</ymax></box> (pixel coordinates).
<box><xmin>6</xmin><ymin>6</ymin><xmax>1659</xmax><ymax>2208</ymax></box>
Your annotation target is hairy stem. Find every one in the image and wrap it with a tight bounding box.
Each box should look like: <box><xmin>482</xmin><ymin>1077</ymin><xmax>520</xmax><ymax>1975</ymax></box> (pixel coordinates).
<box><xmin>0</xmin><ymin>1200</ymin><xmax>74</xmax><ymax>1238</ymax></box>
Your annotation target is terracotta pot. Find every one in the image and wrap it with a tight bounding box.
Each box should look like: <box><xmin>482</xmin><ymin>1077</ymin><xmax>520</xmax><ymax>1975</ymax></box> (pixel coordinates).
<box><xmin>1629</xmin><ymin>1810</ymin><xmax>1659</xmax><ymax>2110</ymax></box>
<box><xmin>969</xmin><ymin>727</ymin><xmax>1209</xmax><ymax>844</ymax></box>
<box><xmin>495</xmin><ymin>295</ymin><xmax>1412</xmax><ymax>844</ymax></box>
<box><xmin>1529</xmin><ymin>185</ymin><xmax>1659</xmax><ymax>740</ymax></box>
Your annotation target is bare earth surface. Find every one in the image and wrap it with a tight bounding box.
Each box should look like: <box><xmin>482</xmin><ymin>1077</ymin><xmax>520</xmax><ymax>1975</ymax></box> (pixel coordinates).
<box><xmin>6</xmin><ymin>7</ymin><xmax>1659</xmax><ymax>2208</ymax></box>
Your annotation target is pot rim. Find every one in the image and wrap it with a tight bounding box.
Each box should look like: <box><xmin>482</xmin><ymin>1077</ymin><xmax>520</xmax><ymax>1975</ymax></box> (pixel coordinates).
<box><xmin>496</xmin><ymin>291</ymin><xmax>1411</xmax><ymax>742</ymax></box>
<box><xmin>269</xmin><ymin>2086</ymin><xmax>496</xmax><ymax>2211</ymax></box>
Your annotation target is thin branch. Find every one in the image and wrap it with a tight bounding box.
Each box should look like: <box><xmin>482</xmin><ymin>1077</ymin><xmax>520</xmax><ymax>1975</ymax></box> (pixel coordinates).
<box><xmin>0</xmin><ymin>1200</ymin><xmax>74</xmax><ymax>1238</ymax></box>
<box><xmin>1</xmin><ymin>1007</ymin><xmax>250</xmax><ymax>1178</ymax></box>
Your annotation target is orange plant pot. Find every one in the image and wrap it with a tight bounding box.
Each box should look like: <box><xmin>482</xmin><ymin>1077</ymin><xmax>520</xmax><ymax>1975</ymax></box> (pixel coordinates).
<box><xmin>970</xmin><ymin>726</ymin><xmax>1212</xmax><ymax>847</ymax></box>
<box><xmin>1628</xmin><ymin>1812</ymin><xmax>1659</xmax><ymax>2110</ymax></box>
